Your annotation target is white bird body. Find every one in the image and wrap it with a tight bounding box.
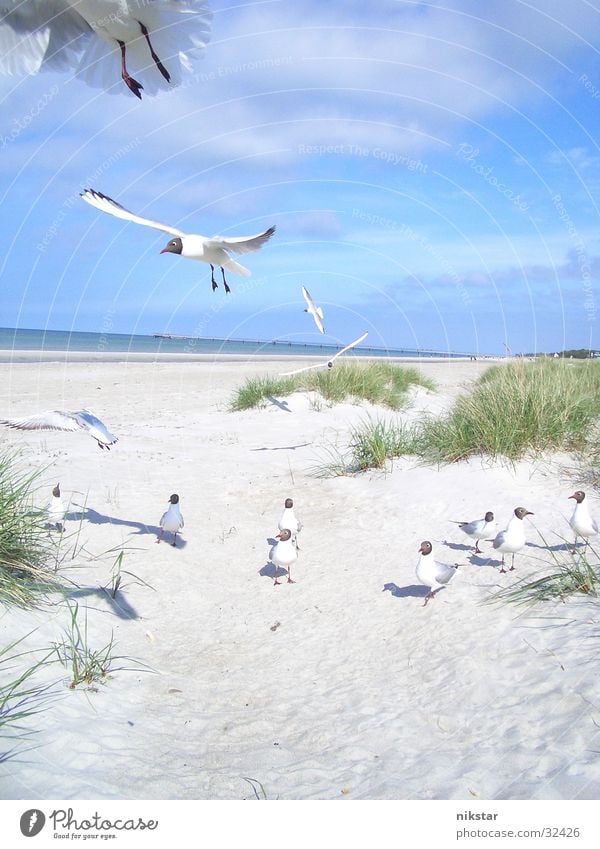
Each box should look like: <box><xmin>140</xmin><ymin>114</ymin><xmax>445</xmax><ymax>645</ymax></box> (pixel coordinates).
<box><xmin>280</xmin><ymin>331</ymin><xmax>368</xmax><ymax>376</ymax></box>
<box><xmin>158</xmin><ymin>493</ymin><xmax>184</xmax><ymax>545</ymax></box>
<box><xmin>416</xmin><ymin>541</ymin><xmax>458</xmax><ymax>605</ymax></box>
<box><xmin>492</xmin><ymin>507</ymin><xmax>533</xmax><ymax>572</ymax></box>
<box><xmin>0</xmin><ymin>1</ymin><xmax>212</xmax><ymax>98</ymax></box>
<box><xmin>301</xmin><ymin>286</ymin><xmax>325</xmax><ymax>334</ymax></box>
<box><xmin>568</xmin><ymin>491</ymin><xmax>598</xmax><ymax>546</ymax></box>
<box><xmin>80</xmin><ymin>189</ymin><xmax>276</xmax><ymax>291</ymax></box>
<box><xmin>46</xmin><ymin>484</ymin><xmax>66</xmax><ymax>530</ymax></box>
<box><xmin>0</xmin><ymin>409</ymin><xmax>118</xmax><ymax>449</ymax></box>
<box><xmin>452</xmin><ymin>511</ymin><xmax>495</xmax><ymax>552</ymax></box>
<box><xmin>278</xmin><ymin>507</ymin><xmax>301</xmax><ymax>536</ymax></box>
<box><xmin>269</xmin><ymin>528</ymin><xmax>297</xmax><ymax>585</ymax></box>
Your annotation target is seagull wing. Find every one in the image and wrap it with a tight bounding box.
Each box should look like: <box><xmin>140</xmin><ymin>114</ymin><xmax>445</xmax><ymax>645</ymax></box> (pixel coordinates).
<box><xmin>279</xmin><ymin>361</ymin><xmax>332</xmax><ymax>377</ymax></box>
<box><xmin>206</xmin><ymin>226</ymin><xmax>276</xmax><ymax>255</ymax></box>
<box><xmin>301</xmin><ymin>286</ymin><xmax>314</xmax><ymax>309</ymax></box>
<box><xmin>81</xmin><ymin>189</ymin><xmax>186</xmax><ymax>238</ymax></box>
<box><xmin>311</xmin><ymin>310</ymin><xmax>325</xmax><ymax>334</ymax></box>
<box><xmin>0</xmin><ymin>410</ymin><xmax>81</xmax><ymax>432</ymax></box>
<box><xmin>330</xmin><ymin>331</ymin><xmax>368</xmax><ymax>361</ymax></box>
<box><xmin>0</xmin><ymin>1</ymin><xmax>91</xmax><ymax>76</ymax></box>
<box><xmin>434</xmin><ymin>560</ymin><xmax>457</xmax><ymax>585</ymax></box>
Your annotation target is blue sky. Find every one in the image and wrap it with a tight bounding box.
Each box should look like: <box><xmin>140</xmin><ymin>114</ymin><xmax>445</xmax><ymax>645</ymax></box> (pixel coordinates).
<box><xmin>1</xmin><ymin>0</ymin><xmax>599</xmax><ymax>355</ymax></box>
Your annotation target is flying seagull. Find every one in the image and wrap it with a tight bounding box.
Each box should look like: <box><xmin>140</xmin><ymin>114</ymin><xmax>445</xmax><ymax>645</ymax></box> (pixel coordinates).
<box><xmin>280</xmin><ymin>331</ymin><xmax>368</xmax><ymax>376</ymax></box>
<box><xmin>0</xmin><ymin>1</ymin><xmax>212</xmax><ymax>99</ymax></box>
<box><xmin>0</xmin><ymin>409</ymin><xmax>118</xmax><ymax>450</ymax></box>
<box><xmin>301</xmin><ymin>286</ymin><xmax>325</xmax><ymax>334</ymax></box>
<box><xmin>81</xmin><ymin>188</ymin><xmax>276</xmax><ymax>293</ymax></box>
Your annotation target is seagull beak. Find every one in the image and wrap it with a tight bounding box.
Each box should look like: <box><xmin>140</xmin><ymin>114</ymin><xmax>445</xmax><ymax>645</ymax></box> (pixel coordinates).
<box><xmin>526</xmin><ymin>511</ymin><xmax>534</xmax><ymax>516</ymax></box>
<box><xmin>568</xmin><ymin>494</ymin><xmax>577</xmax><ymax>500</ymax></box>
<box><xmin>275</xmin><ymin>532</ymin><xmax>282</xmax><ymax>539</ymax></box>
<box><xmin>160</xmin><ymin>247</ymin><xmax>169</xmax><ymax>254</ymax></box>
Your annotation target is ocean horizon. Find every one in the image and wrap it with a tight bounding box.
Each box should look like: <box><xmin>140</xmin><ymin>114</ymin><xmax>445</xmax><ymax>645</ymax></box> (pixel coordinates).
<box><xmin>0</xmin><ymin>327</ymin><xmax>471</xmax><ymax>360</ymax></box>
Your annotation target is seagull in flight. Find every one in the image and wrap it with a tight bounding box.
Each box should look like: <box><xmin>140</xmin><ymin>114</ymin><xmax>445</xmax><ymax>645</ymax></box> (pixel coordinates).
<box><xmin>81</xmin><ymin>188</ymin><xmax>276</xmax><ymax>293</ymax></box>
<box><xmin>280</xmin><ymin>332</ymin><xmax>368</xmax><ymax>376</ymax></box>
<box><xmin>0</xmin><ymin>1</ymin><xmax>212</xmax><ymax>99</ymax></box>
<box><xmin>0</xmin><ymin>409</ymin><xmax>118</xmax><ymax>449</ymax></box>
<box><xmin>301</xmin><ymin>286</ymin><xmax>325</xmax><ymax>334</ymax></box>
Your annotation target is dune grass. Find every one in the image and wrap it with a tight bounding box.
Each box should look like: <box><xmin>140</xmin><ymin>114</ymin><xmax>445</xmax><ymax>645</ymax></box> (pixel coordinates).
<box><xmin>0</xmin><ymin>454</ymin><xmax>61</xmax><ymax>608</ymax></box>
<box><xmin>316</xmin><ymin>360</ymin><xmax>600</xmax><ymax>473</ymax></box>
<box><xmin>230</xmin><ymin>362</ymin><xmax>435</xmax><ymax>411</ymax></box>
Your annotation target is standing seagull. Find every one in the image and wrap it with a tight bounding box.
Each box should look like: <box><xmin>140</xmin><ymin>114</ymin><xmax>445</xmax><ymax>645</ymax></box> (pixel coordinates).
<box><xmin>301</xmin><ymin>286</ymin><xmax>325</xmax><ymax>334</ymax></box>
<box><xmin>268</xmin><ymin>528</ymin><xmax>297</xmax><ymax>586</ymax></box>
<box><xmin>491</xmin><ymin>507</ymin><xmax>533</xmax><ymax>573</ymax></box>
<box><xmin>568</xmin><ymin>491</ymin><xmax>598</xmax><ymax>553</ymax></box>
<box><xmin>157</xmin><ymin>493</ymin><xmax>184</xmax><ymax>546</ymax></box>
<box><xmin>280</xmin><ymin>331</ymin><xmax>368</xmax><ymax>376</ymax></box>
<box><xmin>416</xmin><ymin>541</ymin><xmax>458</xmax><ymax>606</ymax></box>
<box><xmin>450</xmin><ymin>511</ymin><xmax>495</xmax><ymax>554</ymax></box>
<box><xmin>0</xmin><ymin>409</ymin><xmax>118</xmax><ymax>449</ymax></box>
<box><xmin>278</xmin><ymin>497</ymin><xmax>302</xmax><ymax>549</ymax></box>
<box><xmin>0</xmin><ymin>1</ymin><xmax>212</xmax><ymax>99</ymax></box>
<box><xmin>46</xmin><ymin>483</ymin><xmax>66</xmax><ymax>531</ymax></box>
<box><xmin>81</xmin><ymin>189</ymin><xmax>276</xmax><ymax>293</ymax></box>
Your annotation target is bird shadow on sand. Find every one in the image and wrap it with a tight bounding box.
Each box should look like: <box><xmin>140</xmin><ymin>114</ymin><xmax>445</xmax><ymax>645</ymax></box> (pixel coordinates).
<box><xmin>251</xmin><ymin>442</ymin><xmax>311</xmax><ymax>452</ymax></box>
<box><xmin>259</xmin><ymin>561</ymin><xmax>290</xmax><ymax>581</ymax></box>
<box><xmin>442</xmin><ymin>540</ymin><xmax>472</xmax><ymax>552</ymax></box>
<box><xmin>383</xmin><ymin>582</ymin><xmax>429</xmax><ymax>599</ymax></box>
<box><xmin>65</xmin><ymin>586</ymin><xmax>140</xmax><ymax>620</ymax></box>
<box><xmin>69</xmin><ymin>506</ymin><xmax>160</xmax><ymax>537</ymax></box>
<box><xmin>155</xmin><ymin>537</ymin><xmax>188</xmax><ymax>550</ymax></box>
<box><xmin>266</xmin><ymin>396</ymin><xmax>292</xmax><ymax>412</ymax></box>
<box><xmin>468</xmin><ymin>553</ymin><xmax>495</xmax><ymax>568</ymax></box>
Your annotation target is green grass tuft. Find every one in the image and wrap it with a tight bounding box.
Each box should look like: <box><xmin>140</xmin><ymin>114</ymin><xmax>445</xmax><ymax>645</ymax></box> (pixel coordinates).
<box><xmin>230</xmin><ymin>362</ymin><xmax>435</xmax><ymax>411</ymax></box>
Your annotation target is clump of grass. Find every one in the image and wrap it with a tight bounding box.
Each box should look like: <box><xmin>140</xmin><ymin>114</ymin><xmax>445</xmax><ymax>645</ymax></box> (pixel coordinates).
<box><xmin>493</xmin><ymin>548</ymin><xmax>599</xmax><ymax>606</ymax></box>
<box><xmin>0</xmin><ymin>453</ymin><xmax>61</xmax><ymax>607</ymax></box>
<box><xmin>230</xmin><ymin>362</ymin><xmax>434</xmax><ymax>411</ymax></box>
<box><xmin>422</xmin><ymin>359</ymin><xmax>600</xmax><ymax>463</ymax></box>
<box><xmin>348</xmin><ymin>418</ymin><xmax>423</xmax><ymax>471</ymax></box>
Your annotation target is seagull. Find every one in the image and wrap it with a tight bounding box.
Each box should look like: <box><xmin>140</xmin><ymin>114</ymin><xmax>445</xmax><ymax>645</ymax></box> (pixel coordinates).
<box><xmin>568</xmin><ymin>491</ymin><xmax>598</xmax><ymax>553</ymax></box>
<box><xmin>46</xmin><ymin>483</ymin><xmax>66</xmax><ymax>531</ymax></box>
<box><xmin>491</xmin><ymin>507</ymin><xmax>533</xmax><ymax>573</ymax></box>
<box><xmin>280</xmin><ymin>331</ymin><xmax>368</xmax><ymax>376</ymax></box>
<box><xmin>0</xmin><ymin>1</ymin><xmax>212</xmax><ymax>99</ymax></box>
<box><xmin>278</xmin><ymin>497</ymin><xmax>302</xmax><ymax>549</ymax></box>
<box><xmin>450</xmin><ymin>511</ymin><xmax>495</xmax><ymax>554</ymax></box>
<box><xmin>268</xmin><ymin>528</ymin><xmax>297</xmax><ymax>586</ymax></box>
<box><xmin>80</xmin><ymin>189</ymin><xmax>276</xmax><ymax>293</ymax></box>
<box><xmin>416</xmin><ymin>541</ymin><xmax>458</xmax><ymax>606</ymax></box>
<box><xmin>156</xmin><ymin>493</ymin><xmax>184</xmax><ymax>546</ymax></box>
<box><xmin>0</xmin><ymin>409</ymin><xmax>118</xmax><ymax>449</ymax></box>
<box><xmin>301</xmin><ymin>286</ymin><xmax>324</xmax><ymax>334</ymax></box>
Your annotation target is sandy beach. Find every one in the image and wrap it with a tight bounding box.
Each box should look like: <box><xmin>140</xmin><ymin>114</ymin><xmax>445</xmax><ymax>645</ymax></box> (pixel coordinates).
<box><xmin>0</xmin><ymin>356</ymin><xmax>598</xmax><ymax>801</ymax></box>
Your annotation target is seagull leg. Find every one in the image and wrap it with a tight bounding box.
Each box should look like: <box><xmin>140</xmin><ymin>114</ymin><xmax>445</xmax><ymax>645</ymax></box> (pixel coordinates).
<box><xmin>474</xmin><ymin>541</ymin><xmax>482</xmax><ymax>554</ymax></box>
<box><xmin>171</xmin><ymin>532</ymin><xmax>177</xmax><ymax>547</ymax></box>
<box><xmin>273</xmin><ymin>565</ymin><xmax>280</xmax><ymax>586</ymax></box>
<box><xmin>499</xmin><ymin>556</ymin><xmax>506</xmax><ymax>574</ymax></box>
<box><xmin>287</xmin><ymin>565</ymin><xmax>295</xmax><ymax>584</ymax></box>
<box><xmin>139</xmin><ymin>22</ymin><xmax>171</xmax><ymax>82</ymax></box>
<box><xmin>509</xmin><ymin>553</ymin><xmax>516</xmax><ymax>571</ymax></box>
<box><xmin>156</xmin><ymin>529</ymin><xmax>163</xmax><ymax>544</ymax></box>
<box><xmin>422</xmin><ymin>591</ymin><xmax>434</xmax><ymax>606</ymax></box>
<box><xmin>118</xmin><ymin>40</ymin><xmax>143</xmax><ymax>99</ymax></box>
<box><xmin>220</xmin><ymin>267</ymin><xmax>231</xmax><ymax>294</ymax></box>
<box><xmin>210</xmin><ymin>265</ymin><xmax>218</xmax><ymax>291</ymax></box>
<box><xmin>571</xmin><ymin>535</ymin><xmax>578</xmax><ymax>555</ymax></box>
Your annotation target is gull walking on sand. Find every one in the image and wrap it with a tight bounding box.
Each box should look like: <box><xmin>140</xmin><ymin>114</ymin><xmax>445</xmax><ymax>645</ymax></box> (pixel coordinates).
<box><xmin>280</xmin><ymin>331</ymin><xmax>368</xmax><ymax>376</ymax></box>
<box><xmin>156</xmin><ymin>494</ymin><xmax>184</xmax><ymax>547</ymax></box>
<box><xmin>46</xmin><ymin>483</ymin><xmax>66</xmax><ymax>531</ymax></box>
<box><xmin>568</xmin><ymin>491</ymin><xmax>598</xmax><ymax>553</ymax></box>
<box><xmin>269</xmin><ymin>528</ymin><xmax>297</xmax><ymax>586</ymax></box>
<box><xmin>491</xmin><ymin>507</ymin><xmax>533</xmax><ymax>573</ymax></box>
<box><xmin>278</xmin><ymin>497</ymin><xmax>302</xmax><ymax>549</ymax></box>
<box><xmin>301</xmin><ymin>286</ymin><xmax>325</xmax><ymax>334</ymax></box>
<box><xmin>0</xmin><ymin>409</ymin><xmax>118</xmax><ymax>449</ymax></box>
<box><xmin>81</xmin><ymin>189</ymin><xmax>276</xmax><ymax>293</ymax></box>
<box><xmin>416</xmin><ymin>541</ymin><xmax>458</xmax><ymax>606</ymax></box>
<box><xmin>451</xmin><ymin>511</ymin><xmax>495</xmax><ymax>554</ymax></box>
<box><xmin>0</xmin><ymin>1</ymin><xmax>212</xmax><ymax>99</ymax></box>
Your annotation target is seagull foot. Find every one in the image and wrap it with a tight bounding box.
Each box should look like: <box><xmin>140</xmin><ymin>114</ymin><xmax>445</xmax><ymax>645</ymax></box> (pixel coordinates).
<box><xmin>509</xmin><ymin>565</ymin><xmax>515</xmax><ymax>571</ymax></box>
<box><xmin>274</xmin><ymin>580</ymin><xmax>281</xmax><ymax>586</ymax></box>
<box><xmin>499</xmin><ymin>566</ymin><xmax>506</xmax><ymax>573</ymax></box>
<box><xmin>287</xmin><ymin>577</ymin><xmax>296</xmax><ymax>583</ymax></box>
<box><xmin>139</xmin><ymin>22</ymin><xmax>171</xmax><ymax>82</ymax></box>
<box><xmin>124</xmin><ymin>74</ymin><xmax>144</xmax><ymax>99</ymax></box>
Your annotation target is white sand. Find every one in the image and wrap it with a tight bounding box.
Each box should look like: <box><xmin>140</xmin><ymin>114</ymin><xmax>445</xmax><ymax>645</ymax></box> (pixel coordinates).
<box><xmin>0</xmin><ymin>357</ymin><xmax>598</xmax><ymax>800</ymax></box>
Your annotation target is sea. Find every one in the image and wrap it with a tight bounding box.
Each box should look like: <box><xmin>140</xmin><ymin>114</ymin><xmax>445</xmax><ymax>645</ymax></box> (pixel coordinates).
<box><xmin>0</xmin><ymin>327</ymin><xmax>467</xmax><ymax>359</ymax></box>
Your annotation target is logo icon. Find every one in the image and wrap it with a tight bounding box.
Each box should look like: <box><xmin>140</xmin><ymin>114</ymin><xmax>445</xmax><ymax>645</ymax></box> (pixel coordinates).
<box><xmin>19</xmin><ymin>810</ymin><xmax>45</xmax><ymax>837</ymax></box>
